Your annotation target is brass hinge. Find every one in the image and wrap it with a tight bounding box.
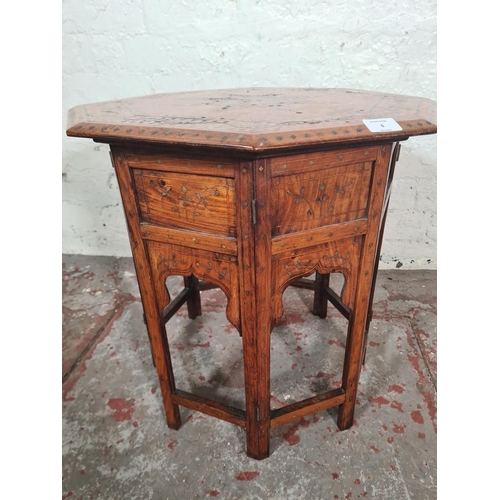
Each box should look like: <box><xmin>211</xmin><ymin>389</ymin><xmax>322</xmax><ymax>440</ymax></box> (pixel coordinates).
<box><xmin>251</xmin><ymin>199</ymin><xmax>257</xmax><ymax>225</ymax></box>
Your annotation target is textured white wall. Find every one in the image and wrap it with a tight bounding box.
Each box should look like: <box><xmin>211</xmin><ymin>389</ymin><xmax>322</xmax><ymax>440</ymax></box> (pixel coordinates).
<box><xmin>62</xmin><ymin>0</ymin><xmax>436</xmax><ymax>269</ymax></box>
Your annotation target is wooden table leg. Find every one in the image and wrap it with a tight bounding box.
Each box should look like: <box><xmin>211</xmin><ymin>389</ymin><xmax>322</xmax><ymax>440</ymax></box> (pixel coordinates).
<box><xmin>337</xmin><ymin>144</ymin><xmax>392</xmax><ymax>430</ymax></box>
<box><xmin>312</xmin><ymin>272</ymin><xmax>330</xmax><ymax>318</ymax></box>
<box><xmin>362</xmin><ymin>142</ymin><xmax>400</xmax><ymax>365</ymax></box>
<box><xmin>184</xmin><ymin>275</ymin><xmax>202</xmax><ymax>319</ymax></box>
<box><xmin>112</xmin><ymin>149</ymin><xmax>181</xmax><ymax>430</ymax></box>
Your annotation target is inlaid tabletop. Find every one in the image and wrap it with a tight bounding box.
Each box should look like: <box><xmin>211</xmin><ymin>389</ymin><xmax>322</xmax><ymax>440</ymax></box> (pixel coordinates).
<box><xmin>67</xmin><ymin>88</ymin><xmax>437</xmax><ymax>151</ymax></box>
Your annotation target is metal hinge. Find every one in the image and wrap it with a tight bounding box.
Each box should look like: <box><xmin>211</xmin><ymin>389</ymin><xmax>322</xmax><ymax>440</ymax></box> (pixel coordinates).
<box><xmin>251</xmin><ymin>199</ymin><xmax>257</xmax><ymax>225</ymax></box>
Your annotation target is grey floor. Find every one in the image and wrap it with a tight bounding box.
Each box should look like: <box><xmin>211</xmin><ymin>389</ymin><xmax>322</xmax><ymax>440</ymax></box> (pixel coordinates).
<box><xmin>62</xmin><ymin>255</ymin><xmax>436</xmax><ymax>500</ymax></box>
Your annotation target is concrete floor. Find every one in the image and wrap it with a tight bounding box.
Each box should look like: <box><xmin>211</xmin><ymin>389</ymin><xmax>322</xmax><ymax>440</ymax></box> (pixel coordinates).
<box><xmin>62</xmin><ymin>255</ymin><xmax>436</xmax><ymax>500</ymax></box>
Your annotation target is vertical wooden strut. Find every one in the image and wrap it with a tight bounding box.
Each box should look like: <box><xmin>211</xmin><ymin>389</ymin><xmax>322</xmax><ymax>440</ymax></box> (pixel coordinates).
<box><xmin>312</xmin><ymin>272</ymin><xmax>330</xmax><ymax>318</ymax></box>
<box><xmin>236</xmin><ymin>158</ymin><xmax>273</xmax><ymax>459</ymax></box>
<box><xmin>183</xmin><ymin>275</ymin><xmax>202</xmax><ymax>319</ymax></box>
<box><xmin>337</xmin><ymin>144</ymin><xmax>392</xmax><ymax>430</ymax></box>
<box><xmin>111</xmin><ymin>147</ymin><xmax>181</xmax><ymax>430</ymax></box>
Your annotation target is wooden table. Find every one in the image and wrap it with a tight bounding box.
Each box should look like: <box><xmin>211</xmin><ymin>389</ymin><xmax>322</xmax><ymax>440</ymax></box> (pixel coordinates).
<box><xmin>67</xmin><ymin>88</ymin><xmax>437</xmax><ymax>460</ymax></box>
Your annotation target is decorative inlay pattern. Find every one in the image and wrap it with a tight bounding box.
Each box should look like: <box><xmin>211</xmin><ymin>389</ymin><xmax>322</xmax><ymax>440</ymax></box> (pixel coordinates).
<box><xmin>67</xmin><ymin>88</ymin><xmax>437</xmax><ymax>151</ymax></box>
<box><xmin>272</xmin><ymin>238</ymin><xmax>361</xmax><ymax>326</ymax></box>
<box><xmin>149</xmin><ymin>179</ymin><xmax>220</xmax><ymax>221</ymax></box>
<box><xmin>157</xmin><ymin>253</ymin><xmax>230</xmax><ymax>284</ymax></box>
<box><xmin>147</xmin><ymin>242</ymin><xmax>240</xmax><ymax>331</ymax></box>
<box><xmin>285</xmin><ymin>179</ymin><xmax>356</xmax><ymax>219</ymax></box>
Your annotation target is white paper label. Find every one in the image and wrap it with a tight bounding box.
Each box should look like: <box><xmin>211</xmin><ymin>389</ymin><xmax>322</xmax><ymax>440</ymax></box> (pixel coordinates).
<box><xmin>362</xmin><ymin>118</ymin><xmax>402</xmax><ymax>133</ymax></box>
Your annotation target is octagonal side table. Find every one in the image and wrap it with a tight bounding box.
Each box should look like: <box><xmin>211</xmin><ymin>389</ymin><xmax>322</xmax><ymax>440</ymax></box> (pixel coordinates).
<box><xmin>67</xmin><ymin>88</ymin><xmax>437</xmax><ymax>460</ymax></box>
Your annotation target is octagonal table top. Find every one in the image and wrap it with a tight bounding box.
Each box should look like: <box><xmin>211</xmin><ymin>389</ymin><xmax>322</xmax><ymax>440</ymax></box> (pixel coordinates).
<box><xmin>67</xmin><ymin>88</ymin><xmax>437</xmax><ymax>151</ymax></box>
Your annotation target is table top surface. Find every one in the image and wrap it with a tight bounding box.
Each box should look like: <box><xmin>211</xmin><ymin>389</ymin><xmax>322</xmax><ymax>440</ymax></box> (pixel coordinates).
<box><xmin>67</xmin><ymin>88</ymin><xmax>437</xmax><ymax>151</ymax></box>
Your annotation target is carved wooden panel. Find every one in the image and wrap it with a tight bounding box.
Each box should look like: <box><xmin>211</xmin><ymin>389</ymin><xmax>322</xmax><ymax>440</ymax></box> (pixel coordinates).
<box><xmin>147</xmin><ymin>241</ymin><xmax>240</xmax><ymax>332</ymax></box>
<box><xmin>271</xmin><ymin>162</ymin><xmax>373</xmax><ymax>236</ymax></box>
<box><xmin>271</xmin><ymin>237</ymin><xmax>362</xmax><ymax>325</ymax></box>
<box><xmin>133</xmin><ymin>170</ymin><xmax>237</xmax><ymax>237</ymax></box>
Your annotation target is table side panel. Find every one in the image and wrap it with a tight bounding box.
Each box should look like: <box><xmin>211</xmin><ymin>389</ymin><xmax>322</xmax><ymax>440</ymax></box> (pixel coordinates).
<box><xmin>147</xmin><ymin>241</ymin><xmax>240</xmax><ymax>331</ymax></box>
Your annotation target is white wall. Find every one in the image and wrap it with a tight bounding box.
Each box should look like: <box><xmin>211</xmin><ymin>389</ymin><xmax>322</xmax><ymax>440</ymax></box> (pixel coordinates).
<box><xmin>62</xmin><ymin>0</ymin><xmax>437</xmax><ymax>269</ymax></box>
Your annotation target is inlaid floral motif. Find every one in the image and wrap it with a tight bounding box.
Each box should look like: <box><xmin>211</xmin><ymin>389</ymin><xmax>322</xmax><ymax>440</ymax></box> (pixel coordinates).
<box><xmin>149</xmin><ymin>179</ymin><xmax>220</xmax><ymax>221</ymax></box>
<box><xmin>285</xmin><ymin>179</ymin><xmax>356</xmax><ymax>219</ymax></box>
<box><xmin>156</xmin><ymin>254</ymin><xmax>230</xmax><ymax>284</ymax></box>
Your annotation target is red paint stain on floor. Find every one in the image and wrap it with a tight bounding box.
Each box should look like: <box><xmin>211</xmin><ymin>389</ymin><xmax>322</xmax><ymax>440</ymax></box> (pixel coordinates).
<box><xmin>271</xmin><ymin>395</ymin><xmax>287</xmax><ymax>407</ymax></box>
<box><xmin>354</xmin><ymin>478</ymin><xmax>361</xmax><ymax>485</ymax></box>
<box><xmin>368</xmin><ymin>396</ymin><xmax>390</xmax><ymax>408</ymax></box>
<box><xmin>106</xmin><ymin>398</ymin><xmax>135</xmax><ymax>422</ymax></box>
<box><xmin>235</xmin><ymin>471</ymin><xmax>260</xmax><ymax>481</ymax></box>
<box><xmin>291</xmin><ymin>363</ymin><xmax>297</xmax><ymax>369</ymax></box>
<box><xmin>418</xmin><ymin>432</ymin><xmax>426</xmax><ymax>439</ymax></box>
<box><xmin>167</xmin><ymin>439</ymin><xmax>178</xmax><ymax>452</ymax></box>
<box><xmin>387</xmin><ymin>437</ymin><xmax>394</xmax><ymax>444</ymax></box>
<box><xmin>370</xmin><ymin>446</ymin><xmax>380</xmax><ymax>453</ymax></box>
<box><xmin>392</xmin><ymin>423</ymin><xmax>406</xmax><ymax>434</ymax></box>
<box><xmin>411</xmin><ymin>410</ymin><xmax>424</xmax><ymax>424</ymax></box>
<box><xmin>188</xmin><ymin>342</ymin><xmax>210</xmax><ymax>348</ymax></box>
<box><xmin>346</xmin><ymin>493</ymin><xmax>352</xmax><ymax>499</ymax></box>
<box><xmin>282</xmin><ymin>418</ymin><xmax>310</xmax><ymax>446</ymax></box>
<box><xmin>332</xmin><ymin>473</ymin><xmax>339</xmax><ymax>479</ymax></box>
<box><xmin>328</xmin><ymin>339</ymin><xmax>344</xmax><ymax>347</ymax></box>
<box><xmin>283</xmin><ymin>312</ymin><xmax>305</xmax><ymax>324</ymax></box>
<box><xmin>390</xmin><ymin>401</ymin><xmax>404</xmax><ymax>413</ymax></box>
<box><xmin>151</xmin><ymin>387</ymin><xmax>156</xmax><ymax>394</ymax></box>
<box><xmin>369</xmin><ymin>341</ymin><xmax>380</xmax><ymax>347</ymax></box>
<box><xmin>406</xmin><ymin>347</ymin><xmax>437</xmax><ymax>432</ymax></box>
<box><xmin>388</xmin><ymin>384</ymin><xmax>404</xmax><ymax>394</ymax></box>
<box><xmin>62</xmin><ymin>493</ymin><xmax>73</xmax><ymax>500</ymax></box>
<box><xmin>62</xmin><ymin>301</ymin><xmax>133</xmax><ymax>403</ymax></box>
<box><xmin>205</xmin><ymin>490</ymin><xmax>219</xmax><ymax>497</ymax></box>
